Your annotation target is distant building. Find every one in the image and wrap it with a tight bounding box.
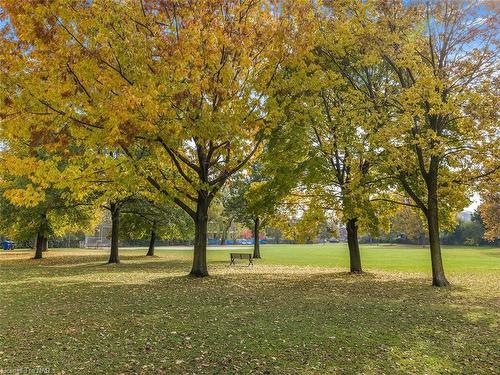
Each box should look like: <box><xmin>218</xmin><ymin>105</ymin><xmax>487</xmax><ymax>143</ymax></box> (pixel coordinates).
<box><xmin>207</xmin><ymin>220</ymin><xmax>240</xmax><ymax>244</ymax></box>
<box><xmin>81</xmin><ymin>223</ymin><xmax>112</xmax><ymax>248</ymax></box>
<box><xmin>81</xmin><ymin>212</ymin><xmax>112</xmax><ymax>248</ymax></box>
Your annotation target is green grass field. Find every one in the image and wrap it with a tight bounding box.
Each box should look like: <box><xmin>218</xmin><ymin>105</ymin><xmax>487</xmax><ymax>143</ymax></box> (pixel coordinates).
<box><xmin>1</xmin><ymin>244</ymin><xmax>499</xmax><ymax>374</ymax></box>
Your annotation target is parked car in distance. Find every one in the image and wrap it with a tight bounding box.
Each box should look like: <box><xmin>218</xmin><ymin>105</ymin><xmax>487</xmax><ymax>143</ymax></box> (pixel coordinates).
<box><xmin>2</xmin><ymin>240</ymin><xmax>15</xmax><ymax>251</ymax></box>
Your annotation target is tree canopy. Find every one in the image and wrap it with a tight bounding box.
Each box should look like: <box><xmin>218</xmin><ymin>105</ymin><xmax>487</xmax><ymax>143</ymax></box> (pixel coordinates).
<box><xmin>0</xmin><ymin>0</ymin><xmax>498</xmax><ymax>285</ymax></box>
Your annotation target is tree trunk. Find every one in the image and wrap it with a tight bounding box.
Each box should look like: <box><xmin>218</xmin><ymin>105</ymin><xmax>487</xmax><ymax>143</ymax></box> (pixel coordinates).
<box><xmin>146</xmin><ymin>225</ymin><xmax>156</xmax><ymax>256</ymax></box>
<box><xmin>253</xmin><ymin>217</ymin><xmax>261</xmax><ymax>259</ymax></box>
<box><xmin>346</xmin><ymin>218</ymin><xmax>362</xmax><ymax>273</ymax></box>
<box><xmin>220</xmin><ymin>235</ymin><xmax>225</xmax><ymax>246</ymax></box>
<box><xmin>190</xmin><ymin>193</ymin><xmax>209</xmax><ymax>277</ymax></box>
<box><xmin>42</xmin><ymin>237</ymin><xmax>48</xmax><ymax>252</ymax></box>
<box><xmin>426</xmin><ymin>188</ymin><xmax>449</xmax><ymax>287</ymax></box>
<box><xmin>108</xmin><ymin>202</ymin><xmax>120</xmax><ymax>264</ymax></box>
<box><xmin>33</xmin><ymin>212</ymin><xmax>48</xmax><ymax>259</ymax></box>
<box><xmin>34</xmin><ymin>231</ymin><xmax>44</xmax><ymax>259</ymax></box>
<box><xmin>220</xmin><ymin>219</ymin><xmax>233</xmax><ymax>245</ymax></box>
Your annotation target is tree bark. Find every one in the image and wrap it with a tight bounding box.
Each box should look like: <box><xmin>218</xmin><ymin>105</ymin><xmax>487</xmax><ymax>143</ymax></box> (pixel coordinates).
<box><xmin>346</xmin><ymin>218</ymin><xmax>362</xmax><ymax>273</ymax></box>
<box><xmin>34</xmin><ymin>231</ymin><xmax>44</xmax><ymax>259</ymax></box>
<box><xmin>42</xmin><ymin>237</ymin><xmax>48</xmax><ymax>252</ymax></box>
<box><xmin>190</xmin><ymin>192</ymin><xmax>209</xmax><ymax>277</ymax></box>
<box><xmin>146</xmin><ymin>225</ymin><xmax>156</xmax><ymax>256</ymax></box>
<box><xmin>108</xmin><ymin>202</ymin><xmax>120</xmax><ymax>264</ymax></box>
<box><xmin>33</xmin><ymin>213</ymin><xmax>48</xmax><ymax>259</ymax></box>
<box><xmin>426</xmin><ymin>185</ymin><xmax>449</xmax><ymax>287</ymax></box>
<box><xmin>253</xmin><ymin>217</ymin><xmax>261</xmax><ymax>259</ymax></box>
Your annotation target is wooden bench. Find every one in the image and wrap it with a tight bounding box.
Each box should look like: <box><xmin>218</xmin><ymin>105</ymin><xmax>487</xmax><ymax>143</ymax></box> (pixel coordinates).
<box><xmin>229</xmin><ymin>253</ymin><xmax>253</xmax><ymax>267</ymax></box>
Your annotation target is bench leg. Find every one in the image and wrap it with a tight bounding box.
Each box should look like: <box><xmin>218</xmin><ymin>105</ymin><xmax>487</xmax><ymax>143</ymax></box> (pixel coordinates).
<box><xmin>230</xmin><ymin>258</ymin><xmax>235</xmax><ymax>266</ymax></box>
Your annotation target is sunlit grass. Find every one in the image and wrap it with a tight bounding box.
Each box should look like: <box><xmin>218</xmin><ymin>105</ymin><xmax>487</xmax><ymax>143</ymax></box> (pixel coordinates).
<box><xmin>1</xmin><ymin>245</ymin><xmax>499</xmax><ymax>374</ymax></box>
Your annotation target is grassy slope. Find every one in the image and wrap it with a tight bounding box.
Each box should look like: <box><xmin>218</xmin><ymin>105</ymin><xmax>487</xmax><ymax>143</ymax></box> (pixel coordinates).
<box><xmin>1</xmin><ymin>245</ymin><xmax>499</xmax><ymax>374</ymax></box>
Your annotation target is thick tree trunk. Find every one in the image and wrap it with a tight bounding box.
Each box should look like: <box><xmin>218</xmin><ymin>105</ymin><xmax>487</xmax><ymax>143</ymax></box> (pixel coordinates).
<box><xmin>42</xmin><ymin>237</ymin><xmax>48</xmax><ymax>252</ymax></box>
<box><xmin>108</xmin><ymin>202</ymin><xmax>120</xmax><ymax>264</ymax></box>
<box><xmin>190</xmin><ymin>193</ymin><xmax>209</xmax><ymax>277</ymax></box>
<box><xmin>253</xmin><ymin>217</ymin><xmax>261</xmax><ymax>259</ymax></box>
<box><xmin>34</xmin><ymin>231</ymin><xmax>44</xmax><ymax>259</ymax></box>
<box><xmin>346</xmin><ymin>218</ymin><xmax>362</xmax><ymax>273</ymax></box>
<box><xmin>146</xmin><ymin>226</ymin><xmax>156</xmax><ymax>256</ymax></box>
<box><xmin>426</xmin><ymin>188</ymin><xmax>449</xmax><ymax>287</ymax></box>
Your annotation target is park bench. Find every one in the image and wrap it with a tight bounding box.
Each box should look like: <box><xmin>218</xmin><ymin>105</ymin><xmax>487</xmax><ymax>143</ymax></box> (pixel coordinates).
<box><xmin>229</xmin><ymin>253</ymin><xmax>253</xmax><ymax>267</ymax></box>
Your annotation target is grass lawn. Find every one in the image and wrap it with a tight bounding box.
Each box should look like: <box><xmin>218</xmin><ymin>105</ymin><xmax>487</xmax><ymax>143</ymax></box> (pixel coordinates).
<box><xmin>1</xmin><ymin>244</ymin><xmax>499</xmax><ymax>374</ymax></box>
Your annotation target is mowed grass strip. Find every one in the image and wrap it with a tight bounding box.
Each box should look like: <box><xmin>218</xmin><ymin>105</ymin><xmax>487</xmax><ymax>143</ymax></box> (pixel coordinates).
<box><xmin>1</xmin><ymin>245</ymin><xmax>499</xmax><ymax>374</ymax></box>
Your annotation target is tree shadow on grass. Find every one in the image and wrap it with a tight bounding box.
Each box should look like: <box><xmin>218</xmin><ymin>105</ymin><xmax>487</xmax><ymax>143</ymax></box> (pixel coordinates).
<box><xmin>0</xmin><ymin>254</ymin><xmax>467</xmax><ymax>297</ymax></box>
<box><xmin>0</xmin><ymin>255</ymin><xmax>192</xmax><ymax>285</ymax></box>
